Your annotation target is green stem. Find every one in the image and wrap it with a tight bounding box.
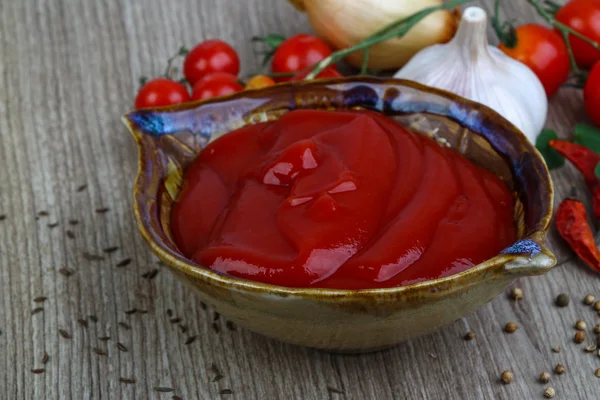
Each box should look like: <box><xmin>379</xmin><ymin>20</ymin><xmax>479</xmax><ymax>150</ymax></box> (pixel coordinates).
<box><xmin>163</xmin><ymin>46</ymin><xmax>189</xmax><ymax>79</ymax></box>
<box><xmin>360</xmin><ymin>47</ymin><xmax>370</xmax><ymax>75</ymax></box>
<box><xmin>304</xmin><ymin>0</ymin><xmax>470</xmax><ymax>80</ymax></box>
<box><xmin>562</xmin><ymin>30</ymin><xmax>580</xmax><ymax>77</ymax></box>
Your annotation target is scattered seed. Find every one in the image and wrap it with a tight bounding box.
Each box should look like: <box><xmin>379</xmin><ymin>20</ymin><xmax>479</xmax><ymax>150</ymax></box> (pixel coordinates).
<box><xmin>42</xmin><ymin>352</ymin><xmax>49</xmax><ymax>364</ymax></box>
<box><xmin>213</xmin><ymin>312</ymin><xmax>220</xmax><ymax>322</ymax></box>
<box><xmin>31</xmin><ymin>307</ymin><xmax>44</xmax><ymax>315</ymax></box>
<box><xmin>137</xmin><ymin>309</ymin><xmax>148</xmax><ymax>314</ymax></box>
<box><xmin>179</xmin><ymin>324</ymin><xmax>188</xmax><ymax>333</ymax></box>
<box><xmin>68</xmin><ymin>219</ymin><xmax>79</xmax><ymax>225</ymax></box>
<box><xmin>464</xmin><ymin>331</ymin><xmax>476</xmax><ymax>341</ymax></box>
<box><xmin>169</xmin><ymin>317</ymin><xmax>182</xmax><ymax>324</ymax></box>
<box><xmin>142</xmin><ymin>268</ymin><xmax>159</xmax><ymax>279</ymax></box>
<box><xmin>185</xmin><ymin>335</ymin><xmax>198</xmax><ymax>345</ymax></box>
<box><xmin>47</xmin><ymin>222</ymin><xmax>59</xmax><ymax>228</ymax></box>
<box><xmin>37</xmin><ymin>211</ymin><xmax>49</xmax><ymax>217</ymax></box>
<box><xmin>219</xmin><ymin>389</ymin><xmax>233</xmax><ymax>395</ymax></box>
<box><xmin>544</xmin><ymin>387</ymin><xmax>556</xmax><ymax>398</ymax></box>
<box><xmin>504</xmin><ymin>322</ymin><xmax>518</xmax><ymax>333</ymax></box>
<box><xmin>226</xmin><ymin>321</ymin><xmax>236</xmax><ymax>331</ymax></box>
<box><xmin>212</xmin><ymin>374</ymin><xmax>224</xmax><ymax>382</ymax></box>
<box><xmin>595</xmin><ymin>368</ymin><xmax>600</xmax><ymax>378</ymax></box>
<box><xmin>594</xmin><ymin>301</ymin><xmax>600</xmax><ymax>311</ymax></box>
<box><xmin>576</xmin><ymin>320</ymin><xmax>587</xmax><ymax>331</ymax></box>
<box><xmin>556</xmin><ymin>294</ymin><xmax>570</xmax><ymax>307</ymax></box>
<box><xmin>200</xmin><ymin>302</ymin><xmax>207</xmax><ymax>310</ymax></box>
<box><xmin>92</xmin><ymin>347</ymin><xmax>107</xmax><ymax>356</ymax></box>
<box><xmin>118</xmin><ymin>321</ymin><xmax>131</xmax><ymax>330</ymax></box>
<box><xmin>76</xmin><ymin>184</ymin><xmax>88</xmax><ymax>192</ymax></box>
<box><xmin>124</xmin><ymin>308</ymin><xmax>137</xmax><ymax>315</ymax></box>
<box><xmin>66</xmin><ymin>230</ymin><xmax>75</xmax><ymax>239</ymax></box>
<box><xmin>82</xmin><ymin>252</ymin><xmax>105</xmax><ymax>261</ymax></box>
<box><xmin>167</xmin><ymin>309</ymin><xmax>173</xmax><ymax>317</ymax></box>
<box><xmin>0</xmin><ymin>214</ymin><xmax>6</xmax><ymax>221</ymax></box>
<box><xmin>116</xmin><ymin>258</ymin><xmax>131</xmax><ymax>267</ymax></box>
<box><xmin>95</xmin><ymin>207</ymin><xmax>110</xmax><ymax>214</ymax></box>
<box><xmin>554</xmin><ymin>364</ymin><xmax>565</xmax><ymax>375</ymax></box>
<box><xmin>212</xmin><ymin>322</ymin><xmax>220</xmax><ymax>333</ymax></box>
<box><xmin>510</xmin><ymin>288</ymin><xmax>524</xmax><ymax>301</ymax></box>
<box><xmin>551</xmin><ymin>345</ymin><xmax>561</xmax><ymax>353</ymax></box>
<box><xmin>155</xmin><ymin>387</ymin><xmax>174</xmax><ymax>393</ymax></box>
<box><xmin>31</xmin><ymin>368</ymin><xmax>45</xmax><ymax>374</ymax></box>
<box><xmin>102</xmin><ymin>246</ymin><xmax>119</xmax><ymax>253</ymax></box>
<box><xmin>594</xmin><ymin>324</ymin><xmax>600</xmax><ymax>334</ymax></box>
<box><xmin>98</xmin><ymin>336</ymin><xmax>110</xmax><ymax>341</ymax></box>
<box><xmin>59</xmin><ymin>329</ymin><xmax>71</xmax><ymax>339</ymax></box>
<box><xmin>584</xmin><ymin>294</ymin><xmax>595</xmax><ymax>305</ymax></box>
<box><xmin>327</xmin><ymin>386</ymin><xmax>344</xmax><ymax>394</ymax></box>
<box><xmin>500</xmin><ymin>370</ymin><xmax>513</xmax><ymax>384</ymax></box>
<box><xmin>58</xmin><ymin>267</ymin><xmax>75</xmax><ymax>277</ymax></box>
<box><xmin>120</xmin><ymin>377</ymin><xmax>136</xmax><ymax>384</ymax></box>
<box><xmin>585</xmin><ymin>342</ymin><xmax>597</xmax><ymax>352</ymax></box>
<box><xmin>89</xmin><ymin>315</ymin><xmax>98</xmax><ymax>323</ymax></box>
<box><xmin>539</xmin><ymin>371</ymin><xmax>551</xmax><ymax>383</ymax></box>
<box><xmin>173</xmin><ymin>396</ymin><xmax>183</xmax><ymax>400</ymax></box>
<box><xmin>77</xmin><ymin>318</ymin><xmax>88</xmax><ymax>328</ymax></box>
<box><xmin>117</xmin><ymin>342</ymin><xmax>128</xmax><ymax>352</ymax></box>
<box><xmin>33</xmin><ymin>296</ymin><xmax>47</xmax><ymax>303</ymax></box>
<box><xmin>211</xmin><ymin>363</ymin><xmax>221</xmax><ymax>376</ymax></box>
<box><xmin>575</xmin><ymin>331</ymin><xmax>586</xmax><ymax>344</ymax></box>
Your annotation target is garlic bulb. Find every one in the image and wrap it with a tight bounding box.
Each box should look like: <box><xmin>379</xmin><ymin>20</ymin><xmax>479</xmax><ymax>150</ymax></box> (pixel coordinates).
<box><xmin>290</xmin><ymin>0</ymin><xmax>459</xmax><ymax>70</ymax></box>
<box><xmin>394</xmin><ymin>6</ymin><xmax>547</xmax><ymax>143</ymax></box>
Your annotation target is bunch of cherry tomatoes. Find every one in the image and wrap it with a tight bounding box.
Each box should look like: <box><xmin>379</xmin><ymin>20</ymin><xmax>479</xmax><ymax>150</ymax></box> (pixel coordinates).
<box><xmin>135</xmin><ymin>34</ymin><xmax>340</xmax><ymax>110</ymax></box>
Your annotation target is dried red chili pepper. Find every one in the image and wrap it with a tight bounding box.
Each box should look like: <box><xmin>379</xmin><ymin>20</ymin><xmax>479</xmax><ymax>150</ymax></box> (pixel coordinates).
<box><xmin>555</xmin><ymin>199</ymin><xmax>600</xmax><ymax>273</ymax></box>
<box><xmin>549</xmin><ymin>139</ymin><xmax>600</xmax><ymax>220</ymax></box>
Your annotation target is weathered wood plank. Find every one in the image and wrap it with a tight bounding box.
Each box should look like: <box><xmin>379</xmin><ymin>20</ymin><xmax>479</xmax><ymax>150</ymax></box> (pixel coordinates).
<box><xmin>2</xmin><ymin>0</ymin><xmax>600</xmax><ymax>399</ymax></box>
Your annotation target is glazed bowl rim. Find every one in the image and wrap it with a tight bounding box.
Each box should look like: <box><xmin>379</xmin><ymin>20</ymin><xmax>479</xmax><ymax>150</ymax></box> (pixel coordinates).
<box><xmin>123</xmin><ymin>77</ymin><xmax>555</xmax><ymax>299</ymax></box>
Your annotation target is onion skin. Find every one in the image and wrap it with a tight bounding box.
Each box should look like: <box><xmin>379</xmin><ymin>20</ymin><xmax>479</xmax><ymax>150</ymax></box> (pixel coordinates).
<box><xmin>292</xmin><ymin>0</ymin><xmax>460</xmax><ymax>70</ymax></box>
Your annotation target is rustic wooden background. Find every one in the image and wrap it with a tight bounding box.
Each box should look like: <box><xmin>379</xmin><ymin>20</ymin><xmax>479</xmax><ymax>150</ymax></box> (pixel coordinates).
<box><xmin>2</xmin><ymin>0</ymin><xmax>600</xmax><ymax>399</ymax></box>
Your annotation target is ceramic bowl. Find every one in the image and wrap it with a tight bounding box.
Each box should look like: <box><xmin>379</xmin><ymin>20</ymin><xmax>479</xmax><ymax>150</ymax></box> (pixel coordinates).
<box><xmin>123</xmin><ymin>78</ymin><xmax>556</xmax><ymax>352</ymax></box>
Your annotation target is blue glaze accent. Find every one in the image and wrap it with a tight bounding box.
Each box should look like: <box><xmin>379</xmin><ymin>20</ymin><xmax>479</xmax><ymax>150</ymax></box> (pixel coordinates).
<box><xmin>129</xmin><ymin>112</ymin><xmax>166</xmax><ymax>138</ymax></box>
<box><xmin>342</xmin><ymin>86</ymin><xmax>379</xmax><ymax>109</ymax></box>
<box><xmin>501</xmin><ymin>239</ymin><xmax>541</xmax><ymax>256</ymax></box>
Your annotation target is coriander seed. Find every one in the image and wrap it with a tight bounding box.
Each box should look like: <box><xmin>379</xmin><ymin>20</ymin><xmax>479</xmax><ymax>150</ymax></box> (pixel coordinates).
<box><xmin>594</xmin><ymin>300</ymin><xmax>600</xmax><ymax>311</ymax></box>
<box><xmin>594</xmin><ymin>324</ymin><xmax>600</xmax><ymax>334</ymax></box>
<box><xmin>510</xmin><ymin>288</ymin><xmax>523</xmax><ymax>301</ymax></box>
<box><xmin>554</xmin><ymin>364</ymin><xmax>565</xmax><ymax>375</ymax></box>
<box><xmin>504</xmin><ymin>322</ymin><xmax>518</xmax><ymax>333</ymax></box>
<box><xmin>539</xmin><ymin>371</ymin><xmax>551</xmax><ymax>383</ymax></box>
<box><xmin>556</xmin><ymin>293</ymin><xmax>570</xmax><ymax>307</ymax></box>
<box><xmin>595</xmin><ymin>368</ymin><xmax>600</xmax><ymax>378</ymax></box>
<box><xmin>575</xmin><ymin>331</ymin><xmax>586</xmax><ymax>344</ymax></box>
<box><xmin>584</xmin><ymin>294</ymin><xmax>595</xmax><ymax>305</ymax></box>
<box><xmin>544</xmin><ymin>387</ymin><xmax>556</xmax><ymax>398</ymax></box>
<box><xmin>500</xmin><ymin>370</ymin><xmax>513</xmax><ymax>384</ymax></box>
<box><xmin>464</xmin><ymin>331</ymin><xmax>476</xmax><ymax>341</ymax></box>
<box><xmin>576</xmin><ymin>320</ymin><xmax>587</xmax><ymax>331</ymax></box>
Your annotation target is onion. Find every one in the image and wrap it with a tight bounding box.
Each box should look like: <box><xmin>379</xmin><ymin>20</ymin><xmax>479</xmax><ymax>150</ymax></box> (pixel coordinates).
<box><xmin>290</xmin><ymin>0</ymin><xmax>459</xmax><ymax>70</ymax></box>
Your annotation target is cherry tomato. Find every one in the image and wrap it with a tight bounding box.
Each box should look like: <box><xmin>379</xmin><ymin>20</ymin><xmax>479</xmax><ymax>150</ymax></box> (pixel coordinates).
<box><xmin>499</xmin><ymin>24</ymin><xmax>569</xmax><ymax>97</ymax></box>
<box><xmin>290</xmin><ymin>67</ymin><xmax>343</xmax><ymax>81</ymax></box>
<box><xmin>556</xmin><ymin>0</ymin><xmax>600</xmax><ymax>69</ymax></box>
<box><xmin>271</xmin><ymin>34</ymin><xmax>334</xmax><ymax>82</ymax></box>
<box><xmin>245</xmin><ymin>75</ymin><xmax>276</xmax><ymax>90</ymax></box>
<box><xmin>585</xmin><ymin>62</ymin><xmax>600</xmax><ymax>126</ymax></box>
<box><xmin>135</xmin><ymin>78</ymin><xmax>190</xmax><ymax>109</ymax></box>
<box><xmin>183</xmin><ymin>40</ymin><xmax>240</xmax><ymax>86</ymax></box>
<box><xmin>191</xmin><ymin>72</ymin><xmax>244</xmax><ymax>101</ymax></box>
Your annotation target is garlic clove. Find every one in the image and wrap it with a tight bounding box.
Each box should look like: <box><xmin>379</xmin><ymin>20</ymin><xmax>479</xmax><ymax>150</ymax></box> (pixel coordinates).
<box><xmin>394</xmin><ymin>6</ymin><xmax>547</xmax><ymax>143</ymax></box>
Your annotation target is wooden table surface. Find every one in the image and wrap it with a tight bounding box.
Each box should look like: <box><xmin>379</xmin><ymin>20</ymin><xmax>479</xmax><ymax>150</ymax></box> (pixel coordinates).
<box><xmin>2</xmin><ymin>0</ymin><xmax>600</xmax><ymax>399</ymax></box>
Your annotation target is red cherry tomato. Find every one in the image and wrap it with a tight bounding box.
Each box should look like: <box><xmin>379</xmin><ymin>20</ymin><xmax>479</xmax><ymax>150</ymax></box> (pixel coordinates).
<box><xmin>585</xmin><ymin>62</ymin><xmax>600</xmax><ymax>126</ymax></box>
<box><xmin>271</xmin><ymin>34</ymin><xmax>334</xmax><ymax>82</ymax></box>
<box><xmin>135</xmin><ymin>78</ymin><xmax>190</xmax><ymax>109</ymax></box>
<box><xmin>183</xmin><ymin>40</ymin><xmax>240</xmax><ymax>86</ymax></box>
<box><xmin>498</xmin><ymin>24</ymin><xmax>570</xmax><ymax>97</ymax></box>
<box><xmin>191</xmin><ymin>72</ymin><xmax>244</xmax><ymax>101</ymax></box>
<box><xmin>290</xmin><ymin>67</ymin><xmax>343</xmax><ymax>81</ymax></box>
<box><xmin>556</xmin><ymin>0</ymin><xmax>600</xmax><ymax>69</ymax></box>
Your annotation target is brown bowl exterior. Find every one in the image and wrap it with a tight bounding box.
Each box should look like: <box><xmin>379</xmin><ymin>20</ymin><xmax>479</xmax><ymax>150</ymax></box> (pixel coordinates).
<box><xmin>123</xmin><ymin>78</ymin><xmax>556</xmax><ymax>351</ymax></box>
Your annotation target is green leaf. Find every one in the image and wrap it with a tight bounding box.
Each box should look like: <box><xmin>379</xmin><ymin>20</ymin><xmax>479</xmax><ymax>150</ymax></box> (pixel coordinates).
<box><xmin>595</xmin><ymin>163</ymin><xmax>600</xmax><ymax>179</ymax></box>
<box><xmin>536</xmin><ymin>128</ymin><xmax>565</xmax><ymax>169</ymax></box>
<box><xmin>574</xmin><ymin>123</ymin><xmax>600</xmax><ymax>154</ymax></box>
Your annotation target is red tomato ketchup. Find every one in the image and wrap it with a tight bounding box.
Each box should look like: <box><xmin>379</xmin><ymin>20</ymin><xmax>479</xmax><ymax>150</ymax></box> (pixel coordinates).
<box><xmin>170</xmin><ymin>110</ymin><xmax>516</xmax><ymax>289</ymax></box>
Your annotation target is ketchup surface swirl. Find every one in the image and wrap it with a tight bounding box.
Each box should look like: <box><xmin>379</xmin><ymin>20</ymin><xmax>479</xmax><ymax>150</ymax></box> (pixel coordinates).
<box><xmin>170</xmin><ymin>110</ymin><xmax>516</xmax><ymax>289</ymax></box>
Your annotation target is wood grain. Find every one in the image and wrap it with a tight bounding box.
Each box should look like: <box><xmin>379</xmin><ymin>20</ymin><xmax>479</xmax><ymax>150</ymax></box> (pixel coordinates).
<box><xmin>1</xmin><ymin>0</ymin><xmax>600</xmax><ymax>399</ymax></box>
